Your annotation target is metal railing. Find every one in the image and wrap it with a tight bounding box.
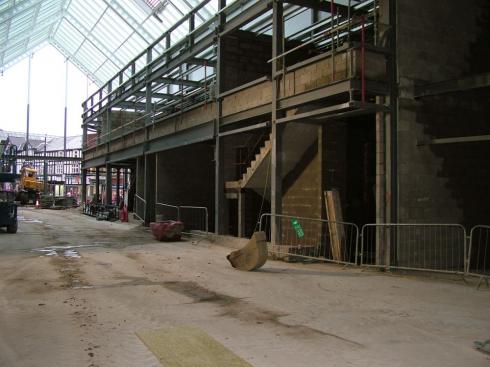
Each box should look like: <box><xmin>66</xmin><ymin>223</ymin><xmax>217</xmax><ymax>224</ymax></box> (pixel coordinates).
<box><xmin>133</xmin><ymin>194</ymin><xmax>146</xmax><ymax>222</ymax></box>
<box><xmin>360</xmin><ymin>224</ymin><xmax>467</xmax><ymax>274</ymax></box>
<box><xmin>179</xmin><ymin>206</ymin><xmax>209</xmax><ymax>236</ymax></box>
<box><xmin>154</xmin><ymin>202</ymin><xmax>209</xmax><ymax>237</ymax></box>
<box><xmin>468</xmin><ymin>225</ymin><xmax>490</xmax><ymax>278</ymax></box>
<box><xmin>259</xmin><ymin>213</ymin><xmax>359</xmax><ymax>265</ymax></box>
<box><xmin>155</xmin><ymin>202</ymin><xmax>180</xmax><ymax>221</ymax></box>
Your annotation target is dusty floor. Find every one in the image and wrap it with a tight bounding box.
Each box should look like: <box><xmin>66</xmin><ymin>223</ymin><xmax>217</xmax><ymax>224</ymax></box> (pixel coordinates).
<box><xmin>0</xmin><ymin>208</ymin><xmax>489</xmax><ymax>367</ymax></box>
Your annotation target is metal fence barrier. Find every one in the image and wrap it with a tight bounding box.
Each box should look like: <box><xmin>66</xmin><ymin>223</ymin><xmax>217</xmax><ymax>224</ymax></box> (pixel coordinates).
<box><xmin>179</xmin><ymin>206</ymin><xmax>209</xmax><ymax>236</ymax></box>
<box><xmin>259</xmin><ymin>213</ymin><xmax>359</xmax><ymax>265</ymax></box>
<box><xmin>360</xmin><ymin>224</ymin><xmax>467</xmax><ymax>274</ymax></box>
<box><xmin>155</xmin><ymin>202</ymin><xmax>179</xmax><ymax>221</ymax></box>
<box><xmin>154</xmin><ymin>203</ymin><xmax>209</xmax><ymax>237</ymax></box>
<box><xmin>134</xmin><ymin>194</ymin><xmax>146</xmax><ymax>222</ymax></box>
<box><xmin>468</xmin><ymin>225</ymin><xmax>490</xmax><ymax>280</ymax></box>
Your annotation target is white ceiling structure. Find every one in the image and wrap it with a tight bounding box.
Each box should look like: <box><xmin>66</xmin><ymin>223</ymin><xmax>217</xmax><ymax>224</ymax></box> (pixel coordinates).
<box><xmin>0</xmin><ymin>0</ymin><xmax>219</xmax><ymax>85</ymax></box>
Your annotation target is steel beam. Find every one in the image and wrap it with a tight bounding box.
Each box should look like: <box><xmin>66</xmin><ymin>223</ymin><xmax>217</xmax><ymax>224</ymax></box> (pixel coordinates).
<box><xmin>133</xmin><ymin>91</ymin><xmax>180</xmax><ymax>100</ymax></box>
<box><xmin>278</xmin><ymin>80</ymin><xmax>352</xmax><ymax>110</ymax></box>
<box><xmin>414</xmin><ymin>72</ymin><xmax>490</xmax><ymax>98</ymax></box>
<box><xmin>286</xmin><ymin>0</ymin><xmax>349</xmax><ymax>16</ymax></box>
<box><xmin>221</xmin><ymin>104</ymin><xmax>272</xmax><ymax>126</ymax></box>
<box><xmin>83</xmin><ymin>121</ymin><xmax>214</xmax><ymax>168</ymax></box>
<box><xmin>187</xmin><ymin>58</ymin><xmax>216</xmax><ymax>67</ymax></box>
<box><xmin>219</xmin><ymin>122</ymin><xmax>270</xmax><ymax>137</ymax></box>
<box><xmin>114</xmin><ymin>101</ymin><xmax>154</xmax><ymax>111</ymax></box>
<box><xmin>5</xmin><ymin>155</ymin><xmax>81</xmax><ymax>162</ymax></box>
<box><xmin>158</xmin><ymin>77</ymin><xmax>202</xmax><ymax>88</ymax></box>
<box><xmin>417</xmin><ymin>135</ymin><xmax>490</xmax><ymax>146</ymax></box>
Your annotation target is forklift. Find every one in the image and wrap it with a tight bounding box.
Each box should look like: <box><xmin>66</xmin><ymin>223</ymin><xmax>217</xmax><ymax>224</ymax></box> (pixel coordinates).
<box><xmin>0</xmin><ymin>173</ymin><xmax>19</xmax><ymax>233</ymax></box>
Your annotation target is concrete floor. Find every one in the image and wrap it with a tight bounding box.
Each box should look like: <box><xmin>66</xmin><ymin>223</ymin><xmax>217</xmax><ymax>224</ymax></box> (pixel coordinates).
<box><xmin>0</xmin><ymin>208</ymin><xmax>489</xmax><ymax>367</ymax></box>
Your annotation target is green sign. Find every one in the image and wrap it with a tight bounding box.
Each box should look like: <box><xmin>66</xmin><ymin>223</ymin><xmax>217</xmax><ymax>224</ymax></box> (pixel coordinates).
<box><xmin>291</xmin><ymin>218</ymin><xmax>305</xmax><ymax>238</ymax></box>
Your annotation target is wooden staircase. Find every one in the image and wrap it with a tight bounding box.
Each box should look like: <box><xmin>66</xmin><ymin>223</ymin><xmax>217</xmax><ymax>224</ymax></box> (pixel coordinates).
<box><xmin>225</xmin><ymin>135</ymin><xmax>272</xmax><ymax>198</ymax></box>
<box><xmin>225</xmin><ymin>122</ymin><xmax>320</xmax><ymax>201</ymax></box>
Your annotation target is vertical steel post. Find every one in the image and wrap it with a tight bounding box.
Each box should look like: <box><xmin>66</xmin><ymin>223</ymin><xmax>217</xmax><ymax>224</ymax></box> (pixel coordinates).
<box><xmin>271</xmin><ymin>0</ymin><xmax>284</xmax><ymax>245</ymax></box>
<box><xmin>144</xmin><ymin>154</ymin><xmax>156</xmax><ymax>225</ymax></box>
<box><xmin>105</xmin><ymin>164</ymin><xmax>112</xmax><ymax>205</ymax></box>
<box><xmin>389</xmin><ymin>0</ymin><xmax>398</xmax><ymax>225</ymax></box>
<box><xmin>95</xmin><ymin>167</ymin><xmax>100</xmax><ymax>202</ymax></box>
<box><xmin>331</xmin><ymin>0</ymin><xmax>335</xmax><ymax>81</ymax></box>
<box><xmin>81</xmin><ymin>169</ymin><xmax>87</xmax><ymax>204</ymax></box>
<box><xmin>63</xmin><ymin>58</ymin><xmax>68</xmax><ymax>188</ymax></box>
<box><xmin>43</xmin><ymin>134</ymin><xmax>48</xmax><ymax>194</ymax></box>
<box><xmin>124</xmin><ymin>168</ymin><xmax>128</xmax><ymax>203</ymax></box>
<box><xmin>116</xmin><ymin>167</ymin><xmax>121</xmax><ymax>206</ymax></box>
<box><xmin>26</xmin><ymin>54</ymin><xmax>32</xmax><ymax>150</ymax></box>
<box><xmin>361</xmin><ymin>16</ymin><xmax>366</xmax><ymax>104</ymax></box>
<box><xmin>214</xmin><ymin>0</ymin><xmax>226</xmax><ymax>235</ymax></box>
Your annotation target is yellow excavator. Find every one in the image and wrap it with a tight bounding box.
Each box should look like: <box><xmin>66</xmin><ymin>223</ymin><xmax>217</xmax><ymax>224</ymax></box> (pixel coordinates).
<box><xmin>17</xmin><ymin>164</ymin><xmax>43</xmax><ymax>205</ymax></box>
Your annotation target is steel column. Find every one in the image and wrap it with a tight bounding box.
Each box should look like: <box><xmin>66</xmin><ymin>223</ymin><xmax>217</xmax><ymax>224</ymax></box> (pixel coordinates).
<box><xmin>144</xmin><ymin>153</ymin><xmax>156</xmax><ymax>225</ymax></box>
<box><xmin>271</xmin><ymin>0</ymin><xmax>284</xmax><ymax>245</ymax></box>
<box><xmin>214</xmin><ymin>0</ymin><xmax>227</xmax><ymax>235</ymax></box>
<box><xmin>63</xmin><ymin>58</ymin><xmax>69</xmax><ymax>179</ymax></box>
<box><xmin>105</xmin><ymin>164</ymin><xmax>112</xmax><ymax>205</ymax></box>
<box><xmin>26</xmin><ymin>54</ymin><xmax>32</xmax><ymax>149</ymax></box>
<box><xmin>95</xmin><ymin>167</ymin><xmax>100</xmax><ymax>202</ymax></box>
<box><xmin>116</xmin><ymin>167</ymin><xmax>121</xmax><ymax>206</ymax></box>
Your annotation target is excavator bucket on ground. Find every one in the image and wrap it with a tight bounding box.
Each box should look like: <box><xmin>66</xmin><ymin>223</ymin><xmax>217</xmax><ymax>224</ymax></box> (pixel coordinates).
<box><xmin>226</xmin><ymin>231</ymin><xmax>268</xmax><ymax>271</ymax></box>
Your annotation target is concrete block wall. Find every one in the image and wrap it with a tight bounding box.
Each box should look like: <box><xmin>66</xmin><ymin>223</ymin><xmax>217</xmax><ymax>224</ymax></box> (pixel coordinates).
<box><xmin>323</xmin><ymin>122</ymin><xmax>347</xmax><ymax>214</ymax></box>
<box><xmin>396</xmin><ymin>0</ymin><xmax>490</xmax><ymax>228</ymax></box>
<box><xmin>221</xmin><ymin>31</ymin><xmax>273</xmax><ymax>93</ymax></box>
<box><xmin>282</xmin><ymin>130</ymin><xmax>322</xmax><ymax>220</ymax></box>
<box><xmin>110</xmin><ymin>111</ymin><xmax>142</xmax><ymax>130</ymax></box>
<box><xmin>222</xmin><ymin>81</ymin><xmax>271</xmax><ymax>116</ymax></box>
<box><xmin>155</xmin><ymin>143</ymin><xmax>215</xmax><ymax>228</ymax></box>
<box><xmin>397</xmin><ymin>0</ymin><xmax>485</xmax><ymax>83</ymax></box>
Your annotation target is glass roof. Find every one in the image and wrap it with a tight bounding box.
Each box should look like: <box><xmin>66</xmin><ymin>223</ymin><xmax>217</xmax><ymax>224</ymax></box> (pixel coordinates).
<box><xmin>0</xmin><ymin>0</ymin><xmax>218</xmax><ymax>85</ymax></box>
<box><xmin>0</xmin><ymin>0</ymin><xmax>367</xmax><ymax>86</ymax></box>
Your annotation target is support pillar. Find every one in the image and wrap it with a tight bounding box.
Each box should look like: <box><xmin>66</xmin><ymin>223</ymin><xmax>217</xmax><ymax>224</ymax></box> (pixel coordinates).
<box><xmin>116</xmin><ymin>168</ymin><xmax>121</xmax><ymax>206</ymax></box>
<box><xmin>81</xmin><ymin>169</ymin><xmax>87</xmax><ymax>204</ymax></box>
<box><xmin>95</xmin><ymin>167</ymin><xmax>100</xmax><ymax>202</ymax></box>
<box><xmin>43</xmin><ymin>161</ymin><xmax>48</xmax><ymax>194</ymax></box>
<box><xmin>214</xmin><ymin>0</ymin><xmax>227</xmax><ymax>235</ymax></box>
<box><xmin>238</xmin><ymin>190</ymin><xmax>246</xmax><ymax>238</ymax></box>
<box><xmin>124</xmin><ymin>168</ymin><xmax>128</xmax><ymax>205</ymax></box>
<box><xmin>26</xmin><ymin>54</ymin><xmax>32</xmax><ymax>148</ymax></box>
<box><xmin>105</xmin><ymin>164</ymin><xmax>112</xmax><ymax>205</ymax></box>
<box><xmin>375</xmin><ymin>0</ymin><xmax>397</xmax><ymax>266</ymax></box>
<box><xmin>271</xmin><ymin>0</ymin><xmax>284</xmax><ymax>244</ymax></box>
<box><xmin>144</xmin><ymin>154</ymin><xmax>156</xmax><ymax>225</ymax></box>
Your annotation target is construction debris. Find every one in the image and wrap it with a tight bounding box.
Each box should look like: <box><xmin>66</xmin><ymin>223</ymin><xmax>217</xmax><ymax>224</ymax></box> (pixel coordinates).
<box><xmin>83</xmin><ymin>203</ymin><xmax>119</xmax><ymax>221</ymax></box>
<box><xmin>226</xmin><ymin>231</ymin><xmax>268</xmax><ymax>271</ymax></box>
<box><xmin>325</xmin><ymin>189</ymin><xmax>345</xmax><ymax>261</ymax></box>
<box><xmin>40</xmin><ymin>195</ymin><xmax>78</xmax><ymax>209</ymax></box>
<box><xmin>150</xmin><ymin>220</ymin><xmax>184</xmax><ymax>241</ymax></box>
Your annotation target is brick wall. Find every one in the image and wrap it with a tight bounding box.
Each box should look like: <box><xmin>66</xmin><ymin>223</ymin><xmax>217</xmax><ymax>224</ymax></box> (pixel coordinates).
<box><xmin>396</xmin><ymin>0</ymin><xmax>490</xmax><ymax>228</ymax></box>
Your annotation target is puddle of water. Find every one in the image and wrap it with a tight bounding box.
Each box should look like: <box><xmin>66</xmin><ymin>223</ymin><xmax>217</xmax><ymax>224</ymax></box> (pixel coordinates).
<box><xmin>92</xmin><ymin>241</ymin><xmax>115</xmax><ymax>247</ymax></box>
<box><xmin>63</xmin><ymin>249</ymin><xmax>81</xmax><ymax>258</ymax></box>
<box><xmin>72</xmin><ymin>285</ymin><xmax>95</xmax><ymax>289</ymax></box>
<box><xmin>31</xmin><ymin>244</ymin><xmax>94</xmax><ymax>258</ymax></box>
<box><xmin>17</xmin><ymin>216</ymin><xmax>44</xmax><ymax>224</ymax></box>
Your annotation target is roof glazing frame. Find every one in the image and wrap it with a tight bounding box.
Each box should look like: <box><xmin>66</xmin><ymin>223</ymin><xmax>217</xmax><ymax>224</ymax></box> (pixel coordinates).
<box><xmin>0</xmin><ymin>0</ymin><xmax>220</xmax><ymax>85</ymax></box>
